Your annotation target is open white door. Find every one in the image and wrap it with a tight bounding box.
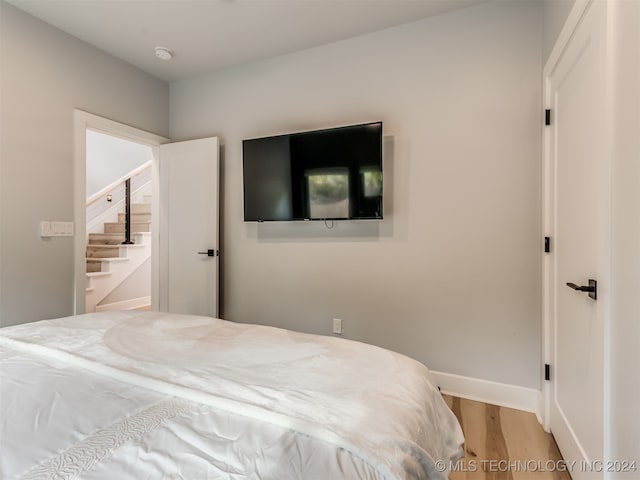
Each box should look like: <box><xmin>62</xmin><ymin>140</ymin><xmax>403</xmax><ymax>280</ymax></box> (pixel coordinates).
<box><xmin>544</xmin><ymin>1</ymin><xmax>608</xmax><ymax>477</ymax></box>
<box><xmin>158</xmin><ymin>137</ymin><xmax>219</xmax><ymax>317</ymax></box>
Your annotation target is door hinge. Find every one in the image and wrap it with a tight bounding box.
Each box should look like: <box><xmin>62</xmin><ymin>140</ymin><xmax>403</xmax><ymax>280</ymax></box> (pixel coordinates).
<box><xmin>545</xmin><ymin>109</ymin><xmax>551</xmax><ymax>126</ymax></box>
<box><xmin>544</xmin><ymin>236</ymin><xmax>551</xmax><ymax>253</ymax></box>
<box><xmin>544</xmin><ymin>363</ymin><xmax>551</xmax><ymax>381</ymax></box>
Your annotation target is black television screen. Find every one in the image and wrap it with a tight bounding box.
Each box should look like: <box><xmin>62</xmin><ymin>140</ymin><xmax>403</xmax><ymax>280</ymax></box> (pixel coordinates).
<box><xmin>243</xmin><ymin>122</ymin><xmax>383</xmax><ymax>222</ymax></box>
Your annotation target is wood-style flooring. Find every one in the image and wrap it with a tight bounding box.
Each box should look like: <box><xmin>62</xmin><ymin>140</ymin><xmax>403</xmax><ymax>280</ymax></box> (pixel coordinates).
<box><xmin>443</xmin><ymin>395</ymin><xmax>571</xmax><ymax>480</ymax></box>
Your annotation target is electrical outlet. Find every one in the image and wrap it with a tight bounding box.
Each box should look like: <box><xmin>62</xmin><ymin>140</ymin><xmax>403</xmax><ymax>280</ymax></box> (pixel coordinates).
<box><xmin>332</xmin><ymin>318</ymin><xmax>342</xmax><ymax>335</ymax></box>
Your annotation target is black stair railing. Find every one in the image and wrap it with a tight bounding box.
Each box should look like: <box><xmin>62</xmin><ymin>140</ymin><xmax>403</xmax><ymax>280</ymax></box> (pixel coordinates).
<box><xmin>122</xmin><ymin>178</ymin><xmax>133</xmax><ymax>245</ymax></box>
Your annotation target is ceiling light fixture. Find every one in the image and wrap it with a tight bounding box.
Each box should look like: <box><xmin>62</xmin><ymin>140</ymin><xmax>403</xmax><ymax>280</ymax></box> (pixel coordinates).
<box><xmin>154</xmin><ymin>46</ymin><xmax>173</xmax><ymax>61</ymax></box>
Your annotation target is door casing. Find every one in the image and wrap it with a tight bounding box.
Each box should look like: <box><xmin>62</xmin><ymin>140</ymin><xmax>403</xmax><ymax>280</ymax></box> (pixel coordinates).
<box><xmin>73</xmin><ymin>110</ymin><xmax>169</xmax><ymax>314</ymax></box>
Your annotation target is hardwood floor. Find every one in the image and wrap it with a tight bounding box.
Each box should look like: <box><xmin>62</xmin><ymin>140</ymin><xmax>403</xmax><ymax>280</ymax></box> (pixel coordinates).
<box><xmin>443</xmin><ymin>395</ymin><xmax>571</xmax><ymax>480</ymax></box>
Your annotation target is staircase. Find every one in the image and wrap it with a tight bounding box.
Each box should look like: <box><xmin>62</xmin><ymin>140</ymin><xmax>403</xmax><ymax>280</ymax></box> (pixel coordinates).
<box><xmin>85</xmin><ymin>198</ymin><xmax>152</xmax><ymax>312</ymax></box>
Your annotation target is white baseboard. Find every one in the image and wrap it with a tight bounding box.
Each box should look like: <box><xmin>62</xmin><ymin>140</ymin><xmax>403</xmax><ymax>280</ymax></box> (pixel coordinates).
<box><xmin>431</xmin><ymin>370</ymin><xmax>542</xmax><ymax>422</ymax></box>
<box><xmin>96</xmin><ymin>296</ymin><xmax>151</xmax><ymax>312</ymax></box>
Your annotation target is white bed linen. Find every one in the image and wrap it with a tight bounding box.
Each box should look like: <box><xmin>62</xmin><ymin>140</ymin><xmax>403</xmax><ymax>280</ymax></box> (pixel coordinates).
<box><xmin>0</xmin><ymin>311</ymin><xmax>463</xmax><ymax>479</ymax></box>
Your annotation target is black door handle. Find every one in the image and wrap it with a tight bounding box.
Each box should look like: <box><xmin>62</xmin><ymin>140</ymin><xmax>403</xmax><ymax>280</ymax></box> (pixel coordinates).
<box><xmin>197</xmin><ymin>249</ymin><xmax>217</xmax><ymax>257</ymax></box>
<box><xmin>566</xmin><ymin>279</ymin><xmax>597</xmax><ymax>300</ymax></box>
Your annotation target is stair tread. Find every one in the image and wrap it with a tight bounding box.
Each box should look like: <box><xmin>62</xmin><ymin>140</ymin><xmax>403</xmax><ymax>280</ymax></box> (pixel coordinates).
<box><xmin>86</xmin><ymin>242</ymin><xmax>145</xmax><ymax>247</ymax></box>
<box><xmin>87</xmin><ymin>271</ymin><xmax>111</xmax><ymax>278</ymax></box>
<box><xmin>88</xmin><ymin>235</ymin><xmax>126</xmax><ymax>245</ymax></box>
<box><xmin>104</xmin><ymin>225</ymin><xmax>151</xmax><ymax>234</ymax></box>
<box><xmin>86</xmin><ymin>262</ymin><xmax>102</xmax><ymax>272</ymax></box>
<box><xmin>131</xmin><ymin>203</ymin><xmax>151</xmax><ymax>209</ymax></box>
<box><xmin>93</xmin><ymin>257</ymin><xmax>129</xmax><ymax>262</ymax></box>
<box><xmin>88</xmin><ymin>243</ymin><xmax>145</xmax><ymax>249</ymax></box>
<box><xmin>92</xmin><ymin>231</ymin><xmax>150</xmax><ymax>234</ymax></box>
<box><xmin>104</xmin><ymin>221</ymin><xmax>151</xmax><ymax>224</ymax></box>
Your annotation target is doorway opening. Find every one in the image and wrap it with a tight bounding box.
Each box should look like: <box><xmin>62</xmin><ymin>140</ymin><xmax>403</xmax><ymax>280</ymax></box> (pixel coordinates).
<box><xmin>85</xmin><ymin>130</ymin><xmax>154</xmax><ymax>312</ymax></box>
<box><xmin>73</xmin><ymin>110</ymin><xmax>168</xmax><ymax>315</ymax></box>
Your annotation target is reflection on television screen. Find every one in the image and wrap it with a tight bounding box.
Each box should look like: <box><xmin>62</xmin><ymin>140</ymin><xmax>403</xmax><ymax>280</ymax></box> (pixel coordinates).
<box><xmin>308</xmin><ymin>172</ymin><xmax>349</xmax><ymax>219</ymax></box>
<box><xmin>362</xmin><ymin>170</ymin><xmax>382</xmax><ymax>197</ymax></box>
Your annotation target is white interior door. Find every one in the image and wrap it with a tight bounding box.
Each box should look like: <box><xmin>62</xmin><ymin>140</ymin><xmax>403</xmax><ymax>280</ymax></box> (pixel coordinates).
<box><xmin>158</xmin><ymin>137</ymin><xmax>219</xmax><ymax>317</ymax></box>
<box><xmin>545</xmin><ymin>1</ymin><xmax>608</xmax><ymax>476</ymax></box>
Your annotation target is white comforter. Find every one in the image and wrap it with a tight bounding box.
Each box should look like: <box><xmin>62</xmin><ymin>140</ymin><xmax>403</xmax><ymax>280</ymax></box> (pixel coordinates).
<box><xmin>0</xmin><ymin>311</ymin><xmax>463</xmax><ymax>480</ymax></box>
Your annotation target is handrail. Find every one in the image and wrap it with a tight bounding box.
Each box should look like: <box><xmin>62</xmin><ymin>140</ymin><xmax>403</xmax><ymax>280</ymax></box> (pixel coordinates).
<box><xmin>86</xmin><ymin>161</ymin><xmax>152</xmax><ymax>206</ymax></box>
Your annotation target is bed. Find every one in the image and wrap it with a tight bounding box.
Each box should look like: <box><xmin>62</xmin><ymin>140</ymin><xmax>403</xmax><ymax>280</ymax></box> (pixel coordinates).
<box><xmin>0</xmin><ymin>310</ymin><xmax>464</xmax><ymax>480</ymax></box>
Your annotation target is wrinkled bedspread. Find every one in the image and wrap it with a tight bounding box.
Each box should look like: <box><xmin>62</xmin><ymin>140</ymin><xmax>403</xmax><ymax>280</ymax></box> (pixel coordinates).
<box><xmin>0</xmin><ymin>311</ymin><xmax>463</xmax><ymax>479</ymax></box>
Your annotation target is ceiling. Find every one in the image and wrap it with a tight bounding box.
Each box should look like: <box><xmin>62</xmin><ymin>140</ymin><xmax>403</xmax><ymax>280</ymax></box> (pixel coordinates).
<box><xmin>7</xmin><ymin>0</ymin><xmax>486</xmax><ymax>82</ymax></box>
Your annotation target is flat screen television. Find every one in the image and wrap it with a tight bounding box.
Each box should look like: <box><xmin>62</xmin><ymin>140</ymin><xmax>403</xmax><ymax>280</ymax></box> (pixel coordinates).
<box><xmin>243</xmin><ymin>121</ymin><xmax>383</xmax><ymax>222</ymax></box>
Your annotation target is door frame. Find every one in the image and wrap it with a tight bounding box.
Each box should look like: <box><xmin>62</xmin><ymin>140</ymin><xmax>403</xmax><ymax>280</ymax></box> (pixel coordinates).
<box><xmin>73</xmin><ymin>110</ymin><xmax>169</xmax><ymax>314</ymax></box>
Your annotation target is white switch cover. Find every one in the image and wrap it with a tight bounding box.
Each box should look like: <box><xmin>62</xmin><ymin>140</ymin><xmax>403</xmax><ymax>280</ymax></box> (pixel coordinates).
<box><xmin>40</xmin><ymin>221</ymin><xmax>51</xmax><ymax>237</ymax></box>
<box><xmin>40</xmin><ymin>221</ymin><xmax>74</xmax><ymax>237</ymax></box>
<box><xmin>332</xmin><ymin>318</ymin><xmax>342</xmax><ymax>335</ymax></box>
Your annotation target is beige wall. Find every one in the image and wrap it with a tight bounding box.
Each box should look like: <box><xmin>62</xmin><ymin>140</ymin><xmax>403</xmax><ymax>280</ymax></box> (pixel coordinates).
<box><xmin>0</xmin><ymin>3</ymin><xmax>169</xmax><ymax>326</ymax></box>
<box><xmin>171</xmin><ymin>1</ymin><xmax>544</xmax><ymax>388</ymax></box>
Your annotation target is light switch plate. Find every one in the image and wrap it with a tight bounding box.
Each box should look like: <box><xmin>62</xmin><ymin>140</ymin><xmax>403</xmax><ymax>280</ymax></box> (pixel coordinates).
<box><xmin>40</xmin><ymin>221</ymin><xmax>74</xmax><ymax>237</ymax></box>
<box><xmin>40</xmin><ymin>221</ymin><xmax>51</xmax><ymax>237</ymax></box>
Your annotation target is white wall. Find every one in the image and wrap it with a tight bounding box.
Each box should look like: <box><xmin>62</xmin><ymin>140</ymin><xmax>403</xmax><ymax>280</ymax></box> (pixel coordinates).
<box><xmin>171</xmin><ymin>1</ymin><xmax>543</xmax><ymax>388</ymax></box>
<box><xmin>0</xmin><ymin>3</ymin><xmax>169</xmax><ymax>327</ymax></box>
<box><xmin>86</xmin><ymin>130</ymin><xmax>153</xmax><ymax>198</ymax></box>
<box><xmin>100</xmin><ymin>258</ymin><xmax>150</xmax><ymax>306</ymax></box>
<box><xmin>543</xmin><ymin>0</ymin><xmax>576</xmax><ymax>61</ymax></box>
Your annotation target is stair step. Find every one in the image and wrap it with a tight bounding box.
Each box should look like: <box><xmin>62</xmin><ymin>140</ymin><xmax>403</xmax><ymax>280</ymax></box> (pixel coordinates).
<box><xmin>104</xmin><ymin>222</ymin><xmax>150</xmax><ymax>233</ymax></box>
<box><xmin>86</xmin><ymin>245</ymin><xmax>121</xmax><ymax>258</ymax></box>
<box><xmin>86</xmin><ymin>271</ymin><xmax>112</xmax><ymax>290</ymax></box>
<box><xmin>86</xmin><ymin>258</ymin><xmax>103</xmax><ymax>272</ymax></box>
<box><xmin>131</xmin><ymin>203</ymin><xmax>151</xmax><ymax>214</ymax></box>
<box><xmin>88</xmin><ymin>233</ymin><xmax>125</xmax><ymax>245</ymax></box>
<box><xmin>87</xmin><ymin>271</ymin><xmax>112</xmax><ymax>280</ymax></box>
<box><xmin>118</xmin><ymin>212</ymin><xmax>151</xmax><ymax>223</ymax></box>
<box><xmin>86</xmin><ymin>200</ymin><xmax>152</xmax><ymax>305</ymax></box>
<box><xmin>86</xmin><ymin>256</ymin><xmax>130</xmax><ymax>273</ymax></box>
